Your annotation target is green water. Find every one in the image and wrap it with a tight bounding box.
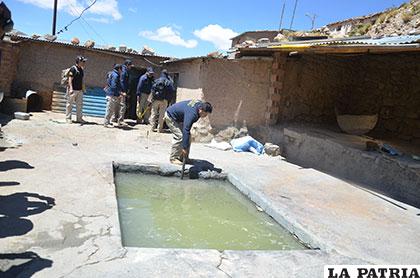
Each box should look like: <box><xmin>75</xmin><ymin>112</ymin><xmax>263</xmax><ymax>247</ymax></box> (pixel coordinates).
<box><xmin>115</xmin><ymin>173</ymin><xmax>305</xmax><ymax>250</ymax></box>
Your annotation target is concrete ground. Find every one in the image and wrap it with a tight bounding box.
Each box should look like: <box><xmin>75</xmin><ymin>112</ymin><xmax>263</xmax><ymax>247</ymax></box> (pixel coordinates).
<box><xmin>1</xmin><ymin>111</ymin><xmax>419</xmax><ymax>278</ymax></box>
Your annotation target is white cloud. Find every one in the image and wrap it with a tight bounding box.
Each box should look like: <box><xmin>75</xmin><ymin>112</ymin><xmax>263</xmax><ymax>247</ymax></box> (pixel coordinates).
<box><xmin>139</xmin><ymin>26</ymin><xmax>198</xmax><ymax>48</ymax></box>
<box><xmin>193</xmin><ymin>24</ymin><xmax>238</xmax><ymax>50</ymax></box>
<box><xmin>171</xmin><ymin>24</ymin><xmax>182</xmax><ymax>30</ymax></box>
<box><xmin>128</xmin><ymin>7</ymin><xmax>137</xmax><ymax>13</ymax></box>
<box><xmin>86</xmin><ymin>17</ymin><xmax>110</xmax><ymax>24</ymax></box>
<box><xmin>89</xmin><ymin>0</ymin><xmax>122</xmax><ymax>20</ymax></box>
<box><xmin>17</xmin><ymin>0</ymin><xmax>122</xmax><ymax>21</ymax></box>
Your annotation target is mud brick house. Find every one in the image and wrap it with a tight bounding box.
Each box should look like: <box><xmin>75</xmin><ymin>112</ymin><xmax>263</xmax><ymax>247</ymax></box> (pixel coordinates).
<box><xmin>0</xmin><ymin>35</ymin><xmax>169</xmax><ymax>111</ymax></box>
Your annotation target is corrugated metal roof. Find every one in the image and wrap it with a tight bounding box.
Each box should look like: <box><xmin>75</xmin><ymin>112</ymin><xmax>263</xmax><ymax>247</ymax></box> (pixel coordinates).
<box><xmin>240</xmin><ymin>34</ymin><xmax>420</xmax><ymax>50</ymax></box>
<box><xmin>237</xmin><ymin>34</ymin><xmax>420</xmax><ymax>56</ymax></box>
<box><xmin>5</xmin><ymin>34</ymin><xmax>171</xmax><ymax>59</ymax></box>
<box><xmin>310</xmin><ymin>34</ymin><xmax>420</xmax><ymax>46</ymax></box>
<box><xmin>162</xmin><ymin>56</ymin><xmax>217</xmax><ymax>64</ymax></box>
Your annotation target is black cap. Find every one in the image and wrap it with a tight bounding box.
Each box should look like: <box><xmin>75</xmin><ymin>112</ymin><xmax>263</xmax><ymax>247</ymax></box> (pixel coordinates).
<box><xmin>76</xmin><ymin>56</ymin><xmax>87</xmax><ymax>63</ymax></box>
<box><xmin>124</xmin><ymin>59</ymin><xmax>133</xmax><ymax>66</ymax></box>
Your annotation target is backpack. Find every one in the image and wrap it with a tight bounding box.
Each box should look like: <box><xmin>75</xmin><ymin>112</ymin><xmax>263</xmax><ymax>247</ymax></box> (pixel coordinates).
<box><xmin>152</xmin><ymin>78</ymin><xmax>168</xmax><ymax>100</ymax></box>
<box><xmin>103</xmin><ymin>71</ymin><xmax>113</xmax><ymax>92</ymax></box>
<box><xmin>61</xmin><ymin>66</ymin><xmax>77</xmax><ymax>86</ymax></box>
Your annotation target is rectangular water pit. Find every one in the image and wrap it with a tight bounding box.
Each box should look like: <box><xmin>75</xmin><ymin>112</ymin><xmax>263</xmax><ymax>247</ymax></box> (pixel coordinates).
<box><xmin>115</xmin><ymin>172</ymin><xmax>306</xmax><ymax>250</ymax></box>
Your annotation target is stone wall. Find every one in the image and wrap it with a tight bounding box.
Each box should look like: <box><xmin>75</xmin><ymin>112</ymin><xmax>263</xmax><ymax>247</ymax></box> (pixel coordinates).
<box><xmin>280</xmin><ymin>54</ymin><xmax>343</xmax><ymax>125</ymax></box>
<box><xmin>0</xmin><ymin>41</ymin><xmax>19</xmax><ymax>96</ymax></box>
<box><xmin>13</xmin><ymin>40</ymin><xmax>167</xmax><ymax>109</ymax></box>
<box><xmin>231</xmin><ymin>31</ymin><xmax>279</xmax><ymax>47</ymax></box>
<box><xmin>279</xmin><ymin>52</ymin><xmax>420</xmax><ymax>143</ymax></box>
<box><xmin>265</xmin><ymin>53</ymin><xmax>287</xmax><ymax>125</ymax></box>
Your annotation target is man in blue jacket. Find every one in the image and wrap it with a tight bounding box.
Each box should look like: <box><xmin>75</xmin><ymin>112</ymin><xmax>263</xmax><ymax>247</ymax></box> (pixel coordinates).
<box><xmin>104</xmin><ymin>64</ymin><xmax>123</xmax><ymax>127</ymax></box>
<box><xmin>136</xmin><ymin>67</ymin><xmax>154</xmax><ymax>124</ymax></box>
<box><xmin>149</xmin><ymin>69</ymin><xmax>175</xmax><ymax>133</ymax></box>
<box><xmin>164</xmin><ymin>100</ymin><xmax>213</xmax><ymax>164</ymax></box>
<box><xmin>118</xmin><ymin>59</ymin><xmax>133</xmax><ymax>125</ymax></box>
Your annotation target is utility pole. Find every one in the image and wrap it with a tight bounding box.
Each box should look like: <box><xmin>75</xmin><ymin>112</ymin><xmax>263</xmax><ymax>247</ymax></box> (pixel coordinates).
<box><xmin>52</xmin><ymin>0</ymin><xmax>58</xmax><ymax>35</ymax></box>
<box><xmin>305</xmin><ymin>13</ymin><xmax>318</xmax><ymax>30</ymax></box>
<box><xmin>289</xmin><ymin>0</ymin><xmax>299</xmax><ymax>30</ymax></box>
<box><xmin>279</xmin><ymin>1</ymin><xmax>286</xmax><ymax>30</ymax></box>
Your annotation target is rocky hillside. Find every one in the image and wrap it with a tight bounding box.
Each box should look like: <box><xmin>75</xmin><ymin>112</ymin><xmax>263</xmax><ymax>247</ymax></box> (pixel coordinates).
<box><xmin>360</xmin><ymin>0</ymin><xmax>419</xmax><ymax>37</ymax></box>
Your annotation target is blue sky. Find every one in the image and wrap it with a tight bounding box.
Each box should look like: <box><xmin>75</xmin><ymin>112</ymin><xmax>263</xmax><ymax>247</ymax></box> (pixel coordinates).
<box><xmin>8</xmin><ymin>0</ymin><xmax>407</xmax><ymax>58</ymax></box>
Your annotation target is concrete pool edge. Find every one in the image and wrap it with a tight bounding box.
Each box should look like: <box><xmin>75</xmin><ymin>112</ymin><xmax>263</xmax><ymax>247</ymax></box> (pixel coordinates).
<box><xmin>227</xmin><ymin>174</ymin><xmax>323</xmax><ymax>250</ymax></box>
<box><xmin>112</xmin><ymin>161</ymin><xmax>321</xmax><ymax>252</ymax></box>
<box><xmin>102</xmin><ymin>161</ymin><xmax>366</xmax><ymax>277</ymax></box>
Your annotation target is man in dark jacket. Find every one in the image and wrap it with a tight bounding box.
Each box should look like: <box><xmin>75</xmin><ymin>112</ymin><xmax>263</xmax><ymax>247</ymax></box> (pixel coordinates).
<box><xmin>66</xmin><ymin>56</ymin><xmax>87</xmax><ymax>124</ymax></box>
<box><xmin>136</xmin><ymin>67</ymin><xmax>154</xmax><ymax>124</ymax></box>
<box><xmin>118</xmin><ymin>59</ymin><xmax>133</xmax><ymax>125</ymax></box>
<box><xmin>149</xmin><ymin>69</ymin><xmax>175</xmax><ymax>133</ymax></box>
<box><xmin>164</xmin><ymin>100</ymin><xmax>213</xmax><ymax>164</ymax></box>
<box><xmin>104</xmin><ymin>64</ymin><xmax>123</xmax><ymax>127</ymax></box>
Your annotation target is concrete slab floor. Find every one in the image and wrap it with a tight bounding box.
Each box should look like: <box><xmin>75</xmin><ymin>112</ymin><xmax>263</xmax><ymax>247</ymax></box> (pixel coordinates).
<box><xmin>0</xmin><ymin>111</ymin><xmax>419</xmax><ymax>277</ymax></box>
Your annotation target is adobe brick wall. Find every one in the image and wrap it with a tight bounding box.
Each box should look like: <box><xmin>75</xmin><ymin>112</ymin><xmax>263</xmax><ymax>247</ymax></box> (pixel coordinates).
<box><xmin>278</xmin><ymin>52</ymin><xmax>420</xmax><ymax>143</ymax></box>
<box><xmin>165</xmin><ymin>59</ymin><xmax>204</xmax><ymax>102</ymax></box>
<box><xmin>201</xmin><ymin>58</ymin><xmax>271</xmax><ymax>128</ymax></box>
<box><xmin>13</xmin><ymin>40</ymin><xmax>167</xmax><ymax>109</ymax></box>
<box><xmin>0</xmin><ymin>41</ymin><xmax>19</xmax><ymax>96</ymax></box>
<box><xmin>166</xmin><ymin>58</ymin><xmax>272</xmax><ymax>130</ymax></box>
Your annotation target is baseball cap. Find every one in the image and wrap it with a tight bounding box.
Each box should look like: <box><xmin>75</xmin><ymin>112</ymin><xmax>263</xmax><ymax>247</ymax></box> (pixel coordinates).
<box><xmin>146</xmin><ymin>67</ymin><xmax>154</xmax><ymax>74</ymax></box>
<box><xmin>76</xmin><ymin>56</ymin><xmax>87</xmax><ymax>63</ymax></box>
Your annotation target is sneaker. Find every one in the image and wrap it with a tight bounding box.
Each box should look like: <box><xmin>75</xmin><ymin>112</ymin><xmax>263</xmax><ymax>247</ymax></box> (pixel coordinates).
<box><xmin>118</xmin><ymin>121</ymin><xmax>128</xmax><ymax>127</ymax></box>
<box><xmin>104</xmin><ymin>123</ymin><xmax>113</xmax><ymax>128</ymax></box>
<box><xmin>75</xmin><ymin>119</ymin><xmax>87</xmax><ymax>124</ymax></box>
<box><xmin>170</xmin><ymin>159</ymin><xmax>183</xmax><ymax>165</ymax></box>
<box><xmin>66</xmin><ymin>119</ymin><xmax>72</xmax><ymax>124</ymax></box>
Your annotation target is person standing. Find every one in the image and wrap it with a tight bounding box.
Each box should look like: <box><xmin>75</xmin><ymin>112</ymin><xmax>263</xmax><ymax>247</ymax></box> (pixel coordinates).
<box><xmin>104</xmin><ymin>64</ymin><xmax>123</xmax><ymax>127</ymax></box>
<box><xmin>136</xmin><ymin>67</ymin><xmax>154</xmax><ymax>124</ymax></box>
<box><xmin>66</xmin><ymin>56</ymin><xmax>87</xmax><ymax>124</ymax></box>
<box><xmin>164</xmin><ymin>100</ymin><xmax>213</xmax><ymax>164</ymax></box>
<box><xmin>149</xmin><ymin>69</ymin><xmax>175</xmax><ymax>132</ymax></box>
<box><xmin>0</xmin><ymin>2</ymin><xmax>13</xmax><ymax>40</ymax></box>
<box><xmin>118</xmin><ymin>59</ymin><xmax>133</xmax><ymax>126</ymax></box>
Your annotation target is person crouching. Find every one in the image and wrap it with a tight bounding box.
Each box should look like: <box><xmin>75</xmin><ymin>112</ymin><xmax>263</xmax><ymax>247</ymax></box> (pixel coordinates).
<box><xmin>104</xmin><ymin>64</ymin><xmax>123</xmax><ymax>127</ymax></box>
<box><xmin>164</xmin><ymin>100</ymin><xmax>213</xmax><ymax>165</ymax></box>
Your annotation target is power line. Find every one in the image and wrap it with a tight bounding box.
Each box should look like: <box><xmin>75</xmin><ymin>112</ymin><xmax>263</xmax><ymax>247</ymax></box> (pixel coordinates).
<box><xmin>80</xmin><ymin>17</ymin><xmax>107</xmax><ymax>45</ymax></box>
<box><xmin>67</xmin><ymin>4</ymin><xmax>93</xmax><ymax>38</ymax></box>
<box><xmin>67</xmin><ymin>2</ymin><xmax>107</xmax><ymax>45</ymax></box>
<box><xmin>77</xmin><ymin>18</ymin><xmax>94</xmax><ymax>38</ymax></box>
<box><xmin>289</xmin><ymin>0</ymin><xmax>299</xmax><ymax>30</ymax></box>
<box><xmin>57</xmin><ymin>0</ymin><xmax>97</xmax><ymax>34</ymax></box>
<box><xmin>305</xmin><ymin>13</ymin><xmax>318</xmax><ymax>30</ymax></box>
<box><xmin>279</xmin><ymin>1</ymin><xmax>286</xmax><ymax>30</ymax></box>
